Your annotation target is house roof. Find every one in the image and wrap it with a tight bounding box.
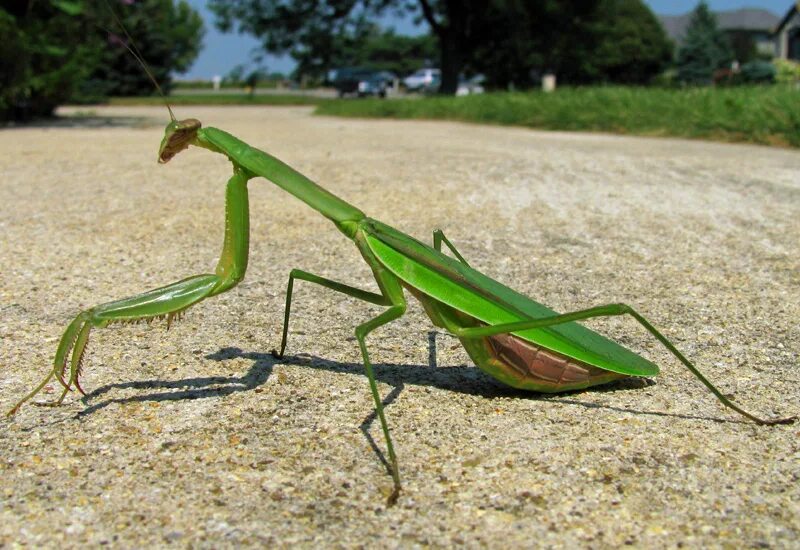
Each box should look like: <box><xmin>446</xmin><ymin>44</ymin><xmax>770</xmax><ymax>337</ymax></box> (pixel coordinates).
<box><xmin>659</xmin><ymin>8</ymin><xmax>780</xmax><ymax>42</ymax></box>
<box><xmin>775</xmin><ymin>2</ymin><xmax>799</xmax><ymax>33</ymax></box>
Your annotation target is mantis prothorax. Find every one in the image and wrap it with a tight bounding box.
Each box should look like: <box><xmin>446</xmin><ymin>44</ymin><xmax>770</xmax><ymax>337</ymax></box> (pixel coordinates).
<box><xmin>7</xmin><ymin>4</ymin><xmax>795</xmax><ymax>504</ymax></box>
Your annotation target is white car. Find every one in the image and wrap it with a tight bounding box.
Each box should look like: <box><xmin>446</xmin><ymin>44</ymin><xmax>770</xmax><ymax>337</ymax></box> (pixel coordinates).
<box><xmin>456</xmin><ymin>74</ymin><xmax>486</xmax><ymax>96</ymax></box>
<box><xmin>403</xmin><ymin>68</ymin><xmax>440</xmax><ymax>91</ymax></box>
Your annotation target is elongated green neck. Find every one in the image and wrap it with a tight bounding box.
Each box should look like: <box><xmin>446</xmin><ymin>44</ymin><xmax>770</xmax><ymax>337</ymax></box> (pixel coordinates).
<box><xmin>195</xmin><ymin>127</ymin><xmax>365</xmax><ymax>237</ymax></box>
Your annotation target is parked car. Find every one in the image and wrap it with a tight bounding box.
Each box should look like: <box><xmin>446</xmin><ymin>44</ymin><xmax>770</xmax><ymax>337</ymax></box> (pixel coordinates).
<box><xmin>403</xmin><ymin>68</ymin><xmax>440</xmax><ymax>91</ymax></box>
<box><xmin>333</xmin><ymin>68</ymin><xmax>395</xmax><ymax>98</ymax></box>
<box><xmin>456</xmin><ymin>74</ymin><xmax>486</xmax><ymax>96</ymax></box>
<box><xmin>357</xmin><ymin>71</ymin><xmax>396</xmax><ymax>98</ymax></box>
<box><xmin>421</xmin><ymin>74</ymin><xmax>441</xmax><ymax>94</ymax></box>
<box><xmin>419</xmin><ymin>73</ymin><xmax>486</xmax><ymax>96</ymax></box>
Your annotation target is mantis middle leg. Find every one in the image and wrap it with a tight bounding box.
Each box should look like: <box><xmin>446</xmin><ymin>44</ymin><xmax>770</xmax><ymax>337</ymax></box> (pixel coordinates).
<box><xmin>271</xmin><ymin>263</ymin><xmax>408</xmax><ymax>502</ymax></box>
<box><xmin>271</xmin><ymin>269</ymin><xmax>390</xmax><ymax>358</ymax></box>
<box><xmin>450</xmin><ymin>303</ymin><xmax>796</xmax><ymax>425</ymax></box>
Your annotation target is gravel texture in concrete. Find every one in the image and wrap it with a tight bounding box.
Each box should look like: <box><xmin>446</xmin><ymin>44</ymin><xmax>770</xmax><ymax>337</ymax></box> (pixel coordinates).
<box><xmin>1</xmin><ymin>106</ymin><xmax>799</xmax><ymax>548</ymax></box>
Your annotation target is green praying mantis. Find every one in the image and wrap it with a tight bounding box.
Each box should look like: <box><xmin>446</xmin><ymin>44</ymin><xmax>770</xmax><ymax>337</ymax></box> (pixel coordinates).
<box><xmin>6</xmin><ymin>9</ymin><xmax>795</xmax><ymax>505</ymax></box>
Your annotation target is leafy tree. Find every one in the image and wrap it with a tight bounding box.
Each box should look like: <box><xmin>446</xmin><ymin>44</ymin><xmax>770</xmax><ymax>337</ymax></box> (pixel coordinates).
<box><xmin>1</xmin><ymin>0</ymin><xmax>204</xmax><ymax>120</ymax></box>
<box><xmin>1</xmin><ymin>0</ymin><xmax>99</xmax><ymax>120</ymax></box>
<box><xmin>81</xmin><ymin>0</ymin><xmax>204</xmax><ymax>97</ymax></box>
<box><xmin>225</xmin><ymin>63</ymin><xmax>248</xmax><ymax>84</ymax></box>
<box><xmin>329</xmin><ymin>25</ymin><xmax>436</xmax><ymax>77</ymax></box>
<box><xmin>472</xmin><ymin>1</ymin><xmax>597</xmax><ymax>88</ymax></box>
<box><xmin>583</xmin><ymin>0</ymin><xmax>673</xmax><ymax>84</ymax></box>
<box><xmin>208</xmin><ymin>0</ymin><xmax>493</xmax><ymax>95</ymax></box>
<box><xmin>676</xmin><ymin>1</ymin><xmax>733</xmax><ymax>85</ymax></box>
<box><xmin>358</xmin><ymin>29</ymin><xmax>436</xmax><ymax>76</ymax></box>
<box><xmin>473</xmin><ymin>0</ymin><xmax>670</xmax><ymax>88</ymax></box>
<box><xmin>726</xmin><ymin>30</ymin><xmax>757</xmax><ymax>64</ymax></box>
<box><xmin>245</xmin><ymin>69</ymin><xmax>262</xmax><ymax>95</ymax></box>
<box><xmin>413</xmin><ymin>0</ymin><xmax>492</xmax><ymax>93</ymax></box>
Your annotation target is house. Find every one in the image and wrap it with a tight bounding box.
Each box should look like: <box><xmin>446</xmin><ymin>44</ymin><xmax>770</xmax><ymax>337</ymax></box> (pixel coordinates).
<box><xmin>775</xmin><ymin>2</ymin><xmax>800</xmax><ymax>60</ymax></box>
<box><xmin>659</xmin><ymin>8</ymin><xmax>780</xmax><ymax>59</ymax></box>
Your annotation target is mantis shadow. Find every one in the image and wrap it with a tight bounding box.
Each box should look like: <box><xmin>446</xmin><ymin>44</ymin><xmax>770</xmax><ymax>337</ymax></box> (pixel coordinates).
<box><xmin>79</xmin><ymin>330</ymin><xmax>740</xmax><ymax>425</ymax></box>
<box><xmin>77</xmin><ymin>346</ymin><xmax>275</xmax><ymax>416</ymax></box>
<box><xmin>75</xmin><ymin>331</ymin><xmax>744</xmax><ymax>467</ymax></box>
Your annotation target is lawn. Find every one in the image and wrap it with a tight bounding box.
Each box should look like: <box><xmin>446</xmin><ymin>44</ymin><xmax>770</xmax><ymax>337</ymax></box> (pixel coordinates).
<box><xmin>315</xmin><ymin>86</ymin><xmax>800</xmax><ymax>148</ymax></box>
<box><xmin>109</xmin><ymin>86</ymin><xmax>800</xmax><ymax>148</ymax></box>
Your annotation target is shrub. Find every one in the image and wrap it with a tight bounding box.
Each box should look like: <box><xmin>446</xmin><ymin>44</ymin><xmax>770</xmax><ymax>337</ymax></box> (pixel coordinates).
<box><xmin>738</xmin><ymin>61</ymin><xmax>776</xmax><ymax>84</ymax></box>
<box><xmin>773</xmin><ymin>58</ymin><xmax>800</xmax><ymax>84</ymax></box>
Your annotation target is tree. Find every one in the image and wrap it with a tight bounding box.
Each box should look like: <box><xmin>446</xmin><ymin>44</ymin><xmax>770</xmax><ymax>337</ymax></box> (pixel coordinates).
<box><xmin>328</xmin><ymin>25</ymin><xmax>436</xmax><ymax>78</ymax></box>
<box><xmin>1</xmin><ymin>0</ymin><xmax>204</xmax><ymax>121</ymax></box>
<box><xmin>726</xmin><ymin>30</ymin><xmax>757</xmax><ymax>64</ymax></box>
<box><xmin>208</xmin><ymin>0</ymin><xmax>672</xmax><ymax>92</ymax></box>
<box><xmin>208</xmin><ymin>0</ymin><xmax>495</xmax><ymax>95</ymax></box>
<box><xmin>413</xmin><ymin>0</ymin><xmax>491</xmax><ymax>94</ymax></box>
<box><xmin>225</xmin><ymin>63</ymin><xmax>248</xmax><ymax>85</ymax></box>
<box><xmin>676</xmin><ymin>1</ymin><xmax>733</xmax><ymax>85</ymax></box>
<box><xmin>1</xmin><ymin>0</ymin><xmax>99</xmax><ymax>120</ymax></box>
<box><xmin>472</xmin><ymin>0</ymin><xmax>670</xmax><ymax>88</ymax></box>
<box><xmin>582</xmin><ymin>0</ymin><xmax>673</xmax><ymax>84</ymax></box>
<box><xmin>81</xmin><ymin>0</ymin><xmax>204</xmax><ymax>97</ymax></box>
<box><xmin>472</xmin><ymin>1</ymin><xmax>599</xmax><ymax>88</ymax></box>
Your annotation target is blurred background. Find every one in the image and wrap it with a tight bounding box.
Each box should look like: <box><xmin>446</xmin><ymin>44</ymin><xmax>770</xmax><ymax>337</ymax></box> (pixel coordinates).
<box><xmin>2</xmin><ymin>0</ymin><xmax>799</xmax><ymax>145</ymax></box>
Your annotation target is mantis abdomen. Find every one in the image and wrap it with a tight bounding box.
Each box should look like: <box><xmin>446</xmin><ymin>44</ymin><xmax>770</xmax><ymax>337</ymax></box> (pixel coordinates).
<box><xmin>480</xmin><ymin>333</ymin><xmax>628</xmax><ymax>392</ymax></box>
<box><xmin>407</xmin><ymin>285</ymin><xmax>627</xmax><ymax>392</ymax></box>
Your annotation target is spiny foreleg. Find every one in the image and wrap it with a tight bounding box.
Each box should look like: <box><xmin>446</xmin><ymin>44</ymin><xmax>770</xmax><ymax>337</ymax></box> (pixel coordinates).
<box><xmin>7</xmin><ymin>167</ymin><xmax>251</xmax><ymax>416</ymax></box>
<box><xmin>8</xmin><ymin>274</ymin><xmax>224</xmax><ymax>416</ymax></box>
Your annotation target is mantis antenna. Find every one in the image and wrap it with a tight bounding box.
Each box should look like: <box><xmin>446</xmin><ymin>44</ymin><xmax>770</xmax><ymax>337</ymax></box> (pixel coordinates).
<box><xmin>101</xmin><ymin>0</ymin><xmax>176</xmax><ymax>121</ymax></box>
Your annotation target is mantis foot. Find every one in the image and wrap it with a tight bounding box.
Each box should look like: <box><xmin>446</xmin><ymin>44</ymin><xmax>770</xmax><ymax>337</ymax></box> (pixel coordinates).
<box><xmin>387</xmin><ymin>486</ymin><xmax>400</xmax><ymax>506</ymax></box>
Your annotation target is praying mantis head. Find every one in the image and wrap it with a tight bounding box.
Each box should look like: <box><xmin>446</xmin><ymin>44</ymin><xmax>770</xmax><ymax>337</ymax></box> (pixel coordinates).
<box><xmin>98</xmin><ymin>6</ymin><xmax>191</xmax><ymax>164</ymax></box>
<box><xmin>158</xmin><ymin>118</ymin><xmax>202</xmax><ymax>164</ymax></box>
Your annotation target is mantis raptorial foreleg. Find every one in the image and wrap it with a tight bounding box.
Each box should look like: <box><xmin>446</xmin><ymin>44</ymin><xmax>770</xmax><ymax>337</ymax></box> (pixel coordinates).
<box><xmin>7</xmin><ymin>168</ymin><xmax>252</xmax><ymax>416</ymax></box>
<box><xmin>433</xmin><ymin>229</ymin><xmax>470</xmax><ymax>267</ymax></box>
<box><xmin>451</xmin><ymin>303</ymin><xmax>796</xmax><ymax>426</ymax></box>
<box><xmin>8</xmin><ymin>276</ymin><xmax>223</xmax><ymax>415</ymax></box>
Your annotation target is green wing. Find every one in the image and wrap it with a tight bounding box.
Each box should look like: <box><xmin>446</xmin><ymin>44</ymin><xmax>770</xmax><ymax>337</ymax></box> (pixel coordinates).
<box><xmin>362</xmin><ymin>219</ymin><xmax>658</xmax><ymax>377</ymax></box>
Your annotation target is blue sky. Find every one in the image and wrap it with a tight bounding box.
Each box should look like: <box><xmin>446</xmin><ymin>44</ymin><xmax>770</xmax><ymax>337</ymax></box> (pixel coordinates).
<box><xmin>180</xmin><ymin>0</ymin><xmax>795</xmax><ymax>79</ymax></box>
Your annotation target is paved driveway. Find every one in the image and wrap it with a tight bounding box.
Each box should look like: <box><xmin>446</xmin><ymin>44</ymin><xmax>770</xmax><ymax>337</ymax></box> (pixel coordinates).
<box><xmin>1</xmin><ymin>106</ymin><xmax>798</xmax><ymax>547</ymax></box>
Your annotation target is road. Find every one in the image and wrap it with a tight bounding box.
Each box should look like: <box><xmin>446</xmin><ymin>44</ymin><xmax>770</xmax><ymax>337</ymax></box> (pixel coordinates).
<box><xmin>1</xmin><ymin>105</ymin><xmax>798</xmax><ymax>547</ymax></box>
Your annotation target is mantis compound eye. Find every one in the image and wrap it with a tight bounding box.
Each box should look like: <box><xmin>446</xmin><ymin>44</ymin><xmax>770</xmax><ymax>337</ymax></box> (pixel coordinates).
<box><xmin>158</xmin><ymin>118</ymin><xmax>202</xmax><ymax>164</ymax></box>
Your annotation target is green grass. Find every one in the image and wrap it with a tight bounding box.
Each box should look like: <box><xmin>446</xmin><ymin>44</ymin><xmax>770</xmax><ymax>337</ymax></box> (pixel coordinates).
<box><xmin>109</xmin><ymin>93</ymin><xmax>329</xmax><ymax>107</ymax></box>
<box><xmin>315</xmin><ymin>86</ymin><xmax>800</xmax><ymax>148</ymax></box>
<box><xmin>108</xmin><ymin>86</ymin><xmax>800</xmax><ymax>147</ymax></box>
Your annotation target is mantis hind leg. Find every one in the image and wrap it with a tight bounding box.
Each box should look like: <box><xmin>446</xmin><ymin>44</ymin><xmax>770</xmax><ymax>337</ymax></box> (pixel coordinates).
<box><xmin>452</xmin><ymin>303</ymin><xmax>795</xmax><ymax>426</ymax></box>
<box><xmin>433</xmin><ymin>229</ymin><xmax>470</xmax><ymax>267</ymax></box>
